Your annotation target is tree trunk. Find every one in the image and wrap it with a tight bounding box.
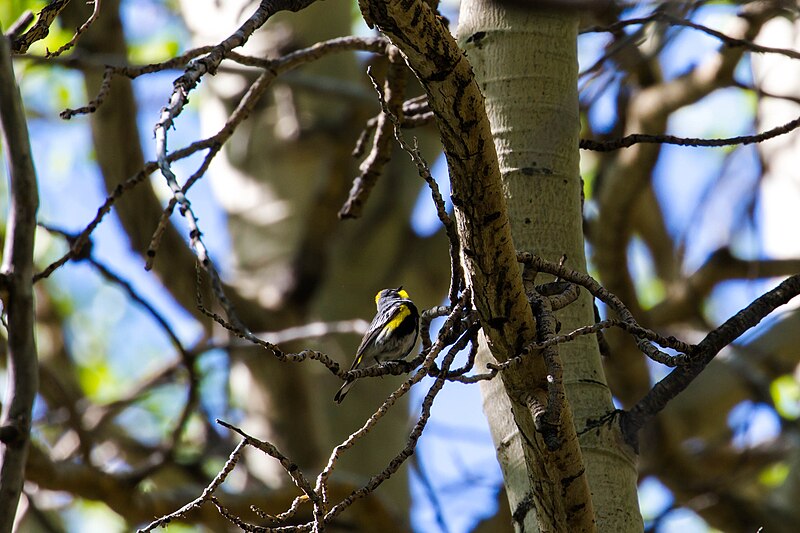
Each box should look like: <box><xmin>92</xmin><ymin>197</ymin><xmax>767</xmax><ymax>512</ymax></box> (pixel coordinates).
<box><xmin>458</xmin><ymin>2</ymin><xmax>643</xmax><ymax>530</ymax></box>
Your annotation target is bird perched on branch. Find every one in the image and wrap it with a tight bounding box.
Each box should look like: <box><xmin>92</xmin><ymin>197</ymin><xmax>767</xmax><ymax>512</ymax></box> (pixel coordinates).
<box><xmin>334</xmin><ymin>287</ymin><xmax>419</xmax><ymax>403</ymax></box>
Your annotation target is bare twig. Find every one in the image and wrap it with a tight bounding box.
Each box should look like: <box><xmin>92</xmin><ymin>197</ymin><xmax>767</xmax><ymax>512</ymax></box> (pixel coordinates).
<box><xmin>145</xmin><ymin>144</ymin><xmax>222</xmax><ymax>269</ymax></box>
<box><xmin>228</xmin><ymin>35</ymin><xmax>389</xmax><ymax>71</ymax></box>
<box><xmin>315</xmin><ymin>291</ymin><xmax>471</xmax><ymax>516</ymax></box>
<box><xmin>339</xmin><ymin>50</ymin><xmax>408</xmax><ymax>219</ymax></box>
<box><xmin>583</xmin><ymin>12</ymin><xmax>800</xmax><ymax>61</ymax></box>
<box><xmin>217</xmin><ymin>420</ymin><xmax>324</xmax><ymax>531</ymax></box>
<box><xmin>517</xmin><ymin>253</ymin><xmax>691</xmax><ymax>364</ymax></box>
<box><xmin>352</xmin><ymin>95</ymin><xmax>432</xmax><ymax>157</ymax></box>
<box><xmin>35</xmin><ymin>159</ymin><xmax>158</xmax><ymax>281</ymax></box>
<box><xmin>365</xmin><ymin>68</ymin><xmax>463</xmax><ymax>304</ymax></box>
<box><xmin>250</xmin><ymin>494</ymin><xmax>310</xmax><ymax>525</ymax></box>
<box><xmin>581</xmin><ymin>114</ymin><xmax>800</xmax><ymax>152</ymax></box>
<box><xmin>194</xmin><ymin>265</ymin><xmax>349</xmax><ymax>377</ymax></box>
<box><xmin>151</xmin><ymin>16</ymin><xmax>383</xmax><ymax>332</ymax></box>
<box><xmin>86</xmin><ymin>254</ymin><xmax>199</xmax><ymax>463</ymax></box>
<box><xmin>150</xmin><ymin>30</ymin><xmax>382</xmax><ymax>333</ymax></box>
<box><xmin>150</xmin><ymin>1</ymin><xmax>304</xmax><ymax>332</ymax></box>
<box><xmin>137</xmin><ymin>440</ymin><xmax>248</xmax><ymax>532</ymax></box>
<box><xmin>420</xmin><ymin>305</ymin><xmax>452</xmax><ymax>352</ymax></box>
<box><xmin>443</xmin><ymin>323</ymin><xmax>480</xmax><ymax>378</ymax></box>
<box><xmin>34</xmin><ymin>36</ymin><xmax>391</xmax><ymax>283</ymax></box>
<box><xmin>60</xmin><ymin>66</ymin><xmax>114</xmax><ymax>119</ymax></box>
<box><xmin>482</xmin><ymin>318</ymin><xmax>676</xmax><ymax>379</ymax></box>
<box><xmin>323</xmin><ymin>318</ymin><xmax>464</xmax><ymax>523</ymax></box>
<box><xmin>153</xmin><ymin>0</ymin><xmax>318</xmax><ymax>150</ymax></box>
<box><xmin>218</xmin><ymin>421</ymin><xmax>317</xmax><ymax>500</ymax></box>
<box><xmin>55</xmin><ymin>36</ymin><xmax>388</xmax><ymax>119</ymax></box>
<box><xmin>47</xmin><ymin>0</ymin><xmax>102</xmax><ymax>58</ymax></box>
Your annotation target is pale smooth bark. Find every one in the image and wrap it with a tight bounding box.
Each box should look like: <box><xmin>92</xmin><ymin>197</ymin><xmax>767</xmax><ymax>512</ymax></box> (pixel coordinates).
<box><xmin>458</xmin><ymin>2</ymin><xmax>642</xmax><ymax>531</ymax></box>
<box><xmin>358</xmin><ymin>0</ymin><xmax>598</xmax><ymax>525</ymax></box>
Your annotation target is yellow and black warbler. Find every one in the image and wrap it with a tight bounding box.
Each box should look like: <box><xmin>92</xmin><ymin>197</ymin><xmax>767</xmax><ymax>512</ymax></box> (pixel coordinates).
<box><xmin>334</xmin><ymin>287</ymin><xmax>420</xmax><ymax>403</ymax></box>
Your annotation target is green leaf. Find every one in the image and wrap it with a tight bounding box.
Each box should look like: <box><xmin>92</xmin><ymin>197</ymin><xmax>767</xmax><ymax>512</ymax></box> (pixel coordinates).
<box><xmin>129</xmin><ymin>37</ymin><xmax>182</xmax><ymax>64</ymax></box>
<box><xmin>759</xmin><ymin>461</ymin><xmax>789</xmax><ymax>488</ymax></box>
<box><xmin>0</xmin><ymin>1</ymin><xmax>46</xmax><ymax>30</ymax></box>
<box><xmin>770</xmin><ymin>375</ymin><xmax>800</xmax><ymax>420</ymax></box>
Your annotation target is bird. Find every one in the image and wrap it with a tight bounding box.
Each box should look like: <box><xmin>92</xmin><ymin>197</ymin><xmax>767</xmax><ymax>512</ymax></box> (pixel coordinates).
<box><xmin>334</xmin><ymin>287</ymin><xmax>420</xmax><ymax>403</ymax></box>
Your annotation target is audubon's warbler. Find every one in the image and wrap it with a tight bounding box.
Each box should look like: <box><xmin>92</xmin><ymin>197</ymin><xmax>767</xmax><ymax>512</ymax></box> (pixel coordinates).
<box><xmin>334</xmin><ymin>287</ymin><xmax>420</xmax><ymax>403</ymax></box>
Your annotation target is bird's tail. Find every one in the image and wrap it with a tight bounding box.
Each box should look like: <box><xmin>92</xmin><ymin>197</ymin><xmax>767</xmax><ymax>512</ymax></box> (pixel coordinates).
<box><xmin>333</xmin><ymin>378</ymin><xmax>356</xmax><ymax>404</ymax></box>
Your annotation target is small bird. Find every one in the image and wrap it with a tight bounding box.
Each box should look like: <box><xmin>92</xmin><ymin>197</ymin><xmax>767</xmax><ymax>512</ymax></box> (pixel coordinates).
<box><xmin>334</xmin><ymin>287</ymin><xmax>420</xmax><ymax>403</ymax></box>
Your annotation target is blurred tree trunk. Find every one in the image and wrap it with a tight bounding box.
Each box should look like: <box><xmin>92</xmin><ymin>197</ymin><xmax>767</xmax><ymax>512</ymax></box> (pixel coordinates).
<box><xmin>179</xmin><ymin>0</ymin><xmax>448</xmax><ymax>521</ymax></box>
<box><xmin>635</xmin><ymin>15</ymin><xmax>800</xmax><ymax>532</ymax></box>
<box><xmin>458</xmin><ymin>2</ymin><xmax>642</xmax><ymax>531</ymax></box>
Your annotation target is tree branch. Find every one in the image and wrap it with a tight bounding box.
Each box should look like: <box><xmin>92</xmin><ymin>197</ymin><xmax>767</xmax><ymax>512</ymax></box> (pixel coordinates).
<box><xmin>583</xmin><ymin>11</ymin><xmax>800</xmax><ymax>61</ymax></box>
<box><xmin>9</xmin><ymin>0</ymin><xmax>71</xmax><ymax>54</ymax></box>
<box><xmin>0</xmin><ymin>29</ymin><xmax>40</xmax><ymax>533</ymax></box>
<box><xmin>47</xmin><ymin>0</ymin><xmax>101</xmax><ymax>58</ymax></box>
<box><xmin>623</xmin><ymin>274</ymin><xmax>800</xmax><ymax>448</ymax></box>
<box><xmin>581</xmin><ymin>113</ymin><xmax>800</xmax><ymax>151</ymax></box>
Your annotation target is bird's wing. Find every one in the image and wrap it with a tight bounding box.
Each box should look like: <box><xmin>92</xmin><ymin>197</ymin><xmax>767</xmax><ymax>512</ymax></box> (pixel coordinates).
<box><xmin>350</xmin><ymin>302</ymin><xmax>410</xmax><ymax>369</ymax></box>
